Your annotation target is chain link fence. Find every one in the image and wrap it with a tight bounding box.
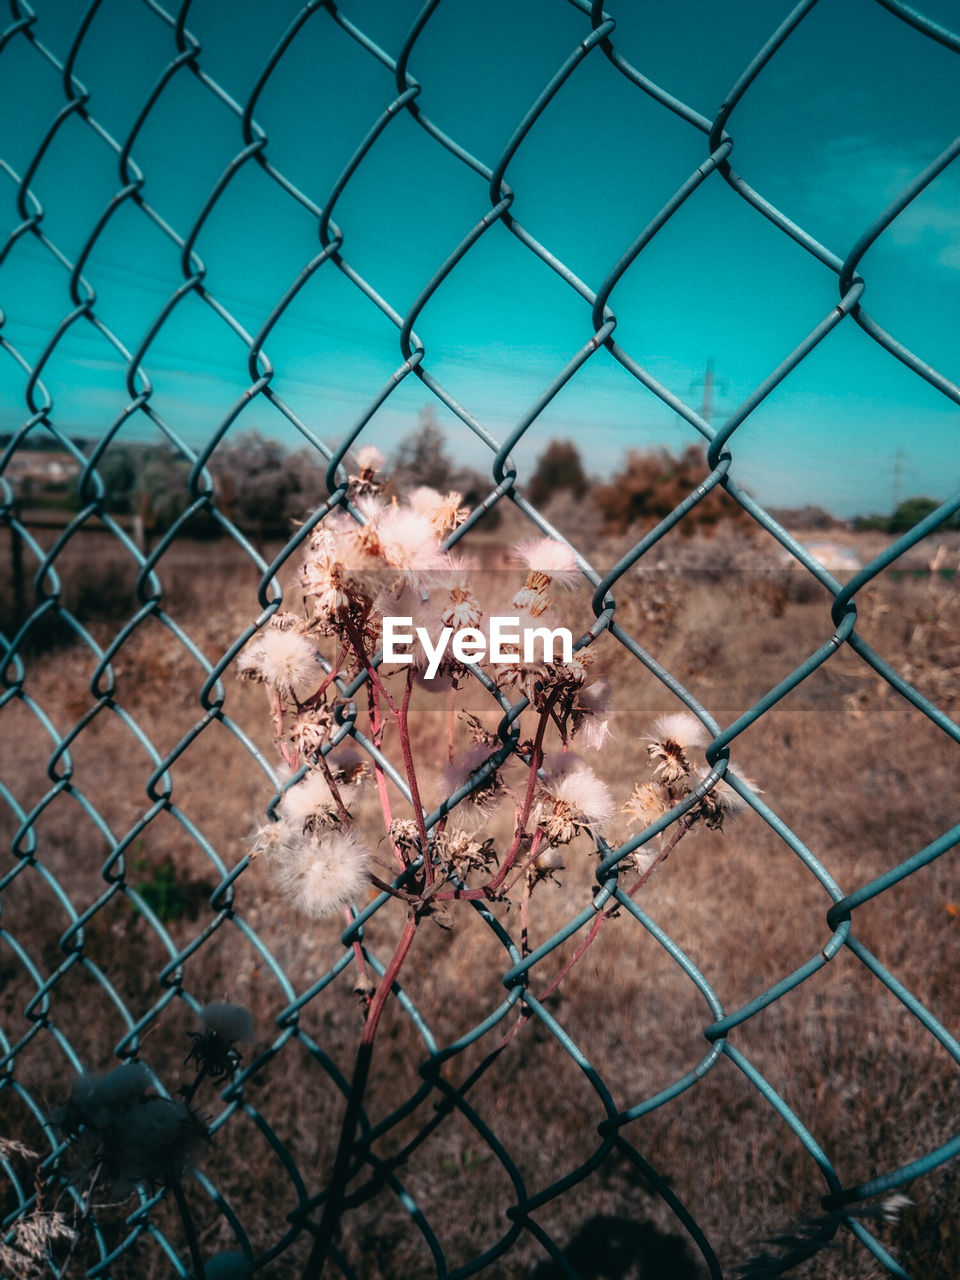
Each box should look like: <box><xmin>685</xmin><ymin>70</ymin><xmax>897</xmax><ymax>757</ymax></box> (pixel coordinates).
<box><xmin>2</xmin><ymin>1</ymin><xmax>959</xmax><ymax>1276</ymax></box>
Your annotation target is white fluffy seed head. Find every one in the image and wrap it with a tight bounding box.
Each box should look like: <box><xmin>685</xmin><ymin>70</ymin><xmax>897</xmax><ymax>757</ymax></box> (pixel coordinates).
<box><xmin>572</xmin><ymin>679</ymin><xmax>612</xmax><ymax>751</ymax></box>
<box><xmin>377</xmin><ymin>506</ymin><xmax>444</xmax><ymax>571</ymax></box>
<box><xmin>549</xmin><ymin>763</ymin><xmax>615</xmax><ymax>827</ymax></box>
<box><xmin>242</xmin><ymin>629</ymin><xmax>318</xmax><ymax>692</ymax></box>
<box><xmin>274</xmin><ymin>830</ymin><xmax>370</xmax><ymax>918</ymax></box>
<box><xmin>694</xmin><ymin>765</ymin><xmax>759</xmax><ymax>814</ymax></box>
<box><xmin>407</xmin><ymin>487</ymin><xmax>465</xmax><ymax>533</ymax></box>
<box><xmin>83</xmin><ymin>1063</ymin><xmax>153</xmax><ymax>1112</ymax></box>
<box><xmin>355</xmin><ymin>444</ymin><xmax>384</xmax><ymax>473</ymax></box>
<box><xmin>622</xmin><ymin>781</ymin><xmax>671</xmax><ymax>829</ymax></box>
<box><xmin>200</xmin><ymin>1002</ymin><xmax>254</xmax><ymax>1045</ymax></box>
<box><xmin>513</xmin><ymin>538</ymin><xmax>579</xmax><ymax>586</ymax></box>
<box><xmin>278</xmin><ymin>770</ymin><xmax>341</xmax><ymax>828</ymax></box>
<box><xmin>647</xmin><ymin>713</ymin><xmax>707</xmax><ymax>753</ymax></box>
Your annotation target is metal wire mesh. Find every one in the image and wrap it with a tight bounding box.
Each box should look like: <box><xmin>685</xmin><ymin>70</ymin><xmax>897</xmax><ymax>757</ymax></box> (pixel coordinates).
<box><xmin>1</xmin><ymin>1</ymin><xmax>959</xmax><ymax>1276</ymax></box>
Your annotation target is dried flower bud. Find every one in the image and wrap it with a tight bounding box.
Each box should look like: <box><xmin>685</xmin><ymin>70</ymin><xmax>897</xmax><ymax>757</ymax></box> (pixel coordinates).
<box><xmin>622</xmin><ymin>782</ymin><xmax>671</xmax><ymax>831</ymax></box>
<box><xmin>355</xmin><ymin>444</ymin><xmax>384</xmax><ymax>474</ymax></box>
<box><xmin>388</xmin><ymin>818</ymin><xmax>420</xmax><ymax>854</ymax></box>
<box><xmin>434</xmin><ymin>828</ymin><xmax>498</xmax><ymax>878</ymax></box>
<box><xmin>645</xmin><ymin>713</ymin><xmax>707</xmax><ymax>783</ymax></box>
<box><xmin>537</xmin><ymin>758</ymin><xmax>614</xmax><ymax>844</ymax></box>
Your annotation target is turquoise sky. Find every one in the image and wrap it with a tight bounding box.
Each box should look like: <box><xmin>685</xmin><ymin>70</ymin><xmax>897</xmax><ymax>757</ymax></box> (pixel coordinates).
<box><xmin>1</xmin><ymin>0</ymin><xmax>958</xmax><ymax>517</ymax></box>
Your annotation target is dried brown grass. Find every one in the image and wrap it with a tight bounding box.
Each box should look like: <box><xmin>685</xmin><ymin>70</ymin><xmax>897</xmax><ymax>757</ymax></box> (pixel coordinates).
<box><xmin>1</xmin><ymin>529</ymin><xmax>958</xmax><ymax>1278</ymax></box>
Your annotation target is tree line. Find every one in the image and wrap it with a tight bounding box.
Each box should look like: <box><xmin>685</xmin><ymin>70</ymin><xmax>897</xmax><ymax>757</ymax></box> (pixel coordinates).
<box><xmin>4</xmin><ymin>423</ymin><xmax>949</xmax><ymax>540</ymax></box>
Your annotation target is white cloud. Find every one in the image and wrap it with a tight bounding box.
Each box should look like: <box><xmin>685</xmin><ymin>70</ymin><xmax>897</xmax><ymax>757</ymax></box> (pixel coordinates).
<box><xmin>808</xmin><ymin>134</ymin><xmax>960</xmax><ymax>270</ymax></box>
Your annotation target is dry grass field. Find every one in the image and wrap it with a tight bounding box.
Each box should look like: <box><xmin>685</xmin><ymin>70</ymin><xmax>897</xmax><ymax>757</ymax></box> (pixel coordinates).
<box><xmin>1</xmin><ymin>517</ymin><xmax>958</xmax><ymax>1279</ymax></box>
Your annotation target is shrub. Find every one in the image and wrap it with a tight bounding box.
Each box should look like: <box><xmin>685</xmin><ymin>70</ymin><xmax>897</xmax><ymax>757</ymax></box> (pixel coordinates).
<box><xmin>594</xmin><ymin>444</ymin><xmax>751</xmax><ymax>534</ymax></box>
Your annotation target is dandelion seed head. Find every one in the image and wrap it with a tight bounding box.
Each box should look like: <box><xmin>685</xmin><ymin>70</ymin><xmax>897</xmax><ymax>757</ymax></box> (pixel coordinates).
<box><xmin>554</xmin><ymin>765</ymin><xmax>615</xmax><ymax>825</ymax></box>
<box><xmin>252</xmin><ymin>629</ymin><xmax>318</xmax><ymax>693</ymax></box>
<box><xmin>120</xmin><ymin>1097</ymin><xmax>208</xmax><ymax>1187</ymax></box>
<box><xmin>200</xmin><ymin>1002</ymin><xmax>254</xmax><ymax>1045</ymax></box>
<box><xmin>648</xmin><ymin>713</ymin><xmax>707</xmax><ymax>752</ymax></box>
<box><xmin>440</xmin><ymin>552</ymin><xmax>478</xmax><ymax>592</ymax></box>
<box><xmin>251</xmin><ymin>818</ymin><xmax>293</xmax><ymax>860</ymax></box>
<box><xmin>274</xmin><ymin>829</ymin><xmax>370</xmax><ymax>918</ymax></box>
<box><xmin>434</xmin><ymin>828</ymin><xmax>498</xmax><ymax>877</ymax></box>
<box><xmin>377</xmin><ymin>506</ymin><xmax>444</xmax><ymax>571</ymax></box>
<box><xmin>355</xmin><ymin>444</ymin><xmax>384</xmax><ymax>474</ymax></box>
<box><xmin>278</xmin><ymin>770</ymin><xmax>343</xmax><ymax>829</ymax></box>
<box><xmin>55</xmin><ymin>1069</ymin><xmax>207</xmax><ymax>1194</ymax></box>
<box><xmin>622</xmin><ymin>781</ymin><xmax>671</xmax><ymax>830</ymax></box>
<box><xmin>388</xmin><ymin>817</ymin><xmax>420</xmax><ymax>854</ymax></box>
<box><xmin>440</xmin><ymin>590</ymin><xmax>482</xmax><ymax>630</ymax></box>
<box><xmin>408</xmin><ymin>487</ymin><xmax>467</xmax><ymax>533</ymax></box>
<box><xmin>513</xmin><ymin>538</ymin><xmax>578</xmax><ymax>582</ymax></box>
<box><xmin>289</xmin><ymin>711</ymin><xmax>334</xmax><ymax>759</ymax></box>
<box><xmin>539</xmin><ymin>760</ymin><xmax>614</xmax><ymax>841</ymax></box>
<box><xmin>78</xmin><ymin>1063</ymin><xmax>153</xmax><ymax>1115</ymax></box>
<box><xmin>579</xmin><ymin>680</ymin><xmax>611</xmax><ymax>719</ymax></box>
<box><xmin>572</xmin><ymin>678</ymin><xmax>612</xmax><ymax>751</ymax></box>
<box><xmin>645</xmin><ymin>713</ymin><xmax>707</xmax><ymax>782</ymax></box>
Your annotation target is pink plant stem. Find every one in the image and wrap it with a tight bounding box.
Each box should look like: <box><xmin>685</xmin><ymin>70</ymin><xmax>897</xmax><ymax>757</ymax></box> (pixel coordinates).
<box><xmin>316</xmin><ymin>752</ymin><xmax>351</xmax><ymax>826</ymax></box>
<box><xmin>486</xmin><ymin>690</ymin><xmax>561</xmax><ymax>892</ymax></box>
<box><xmin>170</xmin><ymin>1178</ymin><xmax>206</xmax><ymax>1280</ymax></box>
<box><xmin>365</xmin><ymin>679</ymin><xmax>407</xmax><ymax>871</ymax></box>
<box><xmin>301</xmin><ymin>916</ymin><xmax>418</xmax><ymax>1280</ymax></box>
<box><xmin>344</xmin><ymin>910</ymin><xmax>372</xmax><ymax>1004</ymax></box>
<box><xmin>623</xmin><ymin>815</ymin><xmax>694</xmax><ymax>896</ymax></box>
<box><xmin>394</xmin><ymin>667</ymin><xmax>433</xmax><ymax>886</ymax></box>
<box><xmin>298</xmin><ymin>641</ymin><xmax>349</xmax><ymax>710</ymax></box>
<box><xmin>332</xmin><ymin>824</ymin><xmax>701</xmax><ymax>1213</ymax></box>
<box><xmin>501</xmin><ymin>827</ymin><xmax>545</xmax><ymax>898</ymax></box>
<box><xmin>273</xmin><ymin>690</ymin><xmax>298</xmax><ymax>771</ymax></box>
<box><xmin>535</xmin><ymin>816</ymin><xmax>697</xmax><ymax>1004</ymax></box>
<box><xmin>344</xmin><ymin>620</ymin><xmax>429</xmax><ymax>875</ymax></box>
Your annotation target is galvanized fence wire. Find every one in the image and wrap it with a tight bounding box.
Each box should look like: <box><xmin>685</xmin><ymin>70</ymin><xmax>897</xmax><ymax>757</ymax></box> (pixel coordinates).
<box><xmin>0</xmin><ymin>0</ymin><xmax>958</xmax><ymax>1275</ymax></box>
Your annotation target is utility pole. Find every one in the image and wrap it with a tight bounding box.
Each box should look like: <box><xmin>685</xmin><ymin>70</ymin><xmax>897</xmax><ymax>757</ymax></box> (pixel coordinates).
<box><xmin>892</xmin><ymin>449</ymin><xmax>904</xmax><ymax>513</ymax></box>
<box><xmin>701</xmin><ymin>359</ymin><xmax>715</xmax><ymax>426</ymax></box>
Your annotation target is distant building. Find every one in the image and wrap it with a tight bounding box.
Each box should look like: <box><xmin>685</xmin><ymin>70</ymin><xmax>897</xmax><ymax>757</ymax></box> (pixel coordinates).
<box><xmin>779</xmin><ymin>540</ymin><xmax>862</xmax><ymax>572</ymax></box>
<box><xmin>4</xmin><ymin>450</ymin><xmax>80</xmax><ymax>492</ymax></box>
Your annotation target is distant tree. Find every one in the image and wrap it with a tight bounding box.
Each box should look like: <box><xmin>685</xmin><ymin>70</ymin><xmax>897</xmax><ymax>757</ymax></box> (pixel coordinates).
<box><xmin>140</xmin><ymin>448</ymin><xmax>195</xmax><ymax>533</ymax></box>
<box><xmin>94</xmin><ymin>443</ymin><xmax>143</xmax><ymax>514</ymax></box>
<box><xmin>594</xmin><ymin>444</ymin><xmax>750</xmax><ymax>535</ymax></box>
<box><xmin>390</xmin><ymin>410</ymin><xmax>501</xmax><ymax>528</ymax></box>
<box><xmin>768</xmin><ymin>505</ymin><xmax>842</xmax><ymax>531</ymax></box>
<box><xmin>852</xmin><ymin>513</ymin><xmax>889</xmax><ymax>532</ymax></box>
<box><xmin>887</xmin><ymin>496</ymin><xmax>943</xmax><ymax>534</ymax></box>
<box><xmin>528</xmin><ymin>440</ymin><xmax>588</xmax><ymax>507</ymax></box>
<box><xmin>391</xmin><ymin>409</ymin><xmax>451</xmax><ymax>490</ymax></box>
<box><xmin>211</xmin><ymin>433</ymin><xmax>324</xmax><ymax>539</ymax></box>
